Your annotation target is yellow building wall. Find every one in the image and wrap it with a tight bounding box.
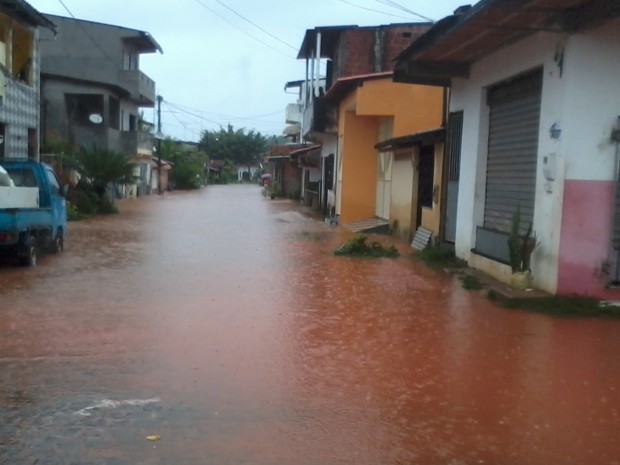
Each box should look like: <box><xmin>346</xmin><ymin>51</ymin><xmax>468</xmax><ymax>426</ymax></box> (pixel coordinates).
<box><xmin>356</xmin><ymin>79</ymin><xmax>444</xmax><ymax>136</ymax></box>
<box><xmin>338</xmin><ymin>109</ymin><xmax>379</xmax><ymax>224</ymax></box>
<box><xmin>337</xmin><ymin>77</ymin><xmax>444</xmax><ymax>225</ymax></box>
<box><xmin>420</xmin><ymin>143</ymin><xmax>445</xmax><ymax>236</ymax></box>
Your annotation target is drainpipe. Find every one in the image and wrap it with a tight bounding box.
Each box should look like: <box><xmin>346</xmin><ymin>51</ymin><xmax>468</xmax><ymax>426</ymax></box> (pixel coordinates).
<box><xmin>310</xmin><ymin>51</ymin><xmax>315</xmax><ymax>100</ymax></box>
<box><xmin>304</xmin><ymin>58</ymin><xmax>309</xmax><ymax>109</ymax></box>
<box><xmin>315</xmin><ymin>31</ymin><xmax>322</xmax><ymax>96</ymax></box>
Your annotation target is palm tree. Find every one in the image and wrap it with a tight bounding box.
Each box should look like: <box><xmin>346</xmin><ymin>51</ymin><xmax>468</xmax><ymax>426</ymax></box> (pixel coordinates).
<box><xmin>70</xmin><ymin>145</ymin><xmax>136</xmax><ymax>204</ymax></box>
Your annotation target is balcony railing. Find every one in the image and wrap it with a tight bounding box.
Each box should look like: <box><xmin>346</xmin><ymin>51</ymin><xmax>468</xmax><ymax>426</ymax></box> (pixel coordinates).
<box><xmin>118</xmin><ymin>70</ymin><xmax>156</xmax><ymax>106</ymax></box>
<box><xmin>121</xmin><ymin>131</ymin><xmax>154</xmax><ymax>156</ymax></box>
<box><xmin>72</xmin><ymin>126</ymin><xmax>152</xmax><ymax>156</ymax></box>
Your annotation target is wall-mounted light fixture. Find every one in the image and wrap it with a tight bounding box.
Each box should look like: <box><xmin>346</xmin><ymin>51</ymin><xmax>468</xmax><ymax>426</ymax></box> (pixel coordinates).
<box><xmin>549</xmin><ymin>122</ymin><xmax>561</xmax><ymax>140</ymax></box>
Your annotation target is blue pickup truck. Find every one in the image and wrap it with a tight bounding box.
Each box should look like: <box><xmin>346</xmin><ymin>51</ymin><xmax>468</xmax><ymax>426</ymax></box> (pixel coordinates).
<box><xmin>0</xmin><ymin>159</ymin><xmax>67</xmax><ymax>266</ymax></box>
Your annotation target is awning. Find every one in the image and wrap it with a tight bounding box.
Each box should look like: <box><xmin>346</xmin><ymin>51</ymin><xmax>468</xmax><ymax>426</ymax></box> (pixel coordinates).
<box><xmin>289</xmin><ymin>145</ymin><xmax>320</xmax><ymax>157</ymax></box>
<box><xmin>266</xmin><ymin>155</ymin><xmax>291</xmax><ymax>163</ymax></box>
<box><xmin>375</xmin><ymin>127</ymin><xmax>445</xmax><ymax>152</ymax></box>
<box><xmin>394</xmin><ymin>0</ymin><xmax>620</xmax><ymax>86</ymax></box>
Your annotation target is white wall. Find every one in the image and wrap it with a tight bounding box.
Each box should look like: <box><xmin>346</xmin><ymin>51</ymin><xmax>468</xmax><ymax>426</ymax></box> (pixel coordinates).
<box><xmin>450</xmin><ymin>31</ymin><xmax>566</xmax><ymax>292</ymax></box>
<box><xmin>450</xmin><ymin>19</ymin><xmax>620</xmax><ymax>293</ymax></box>
<box><xmin>562</xmin><ymin>19</ymin><xmax>620</xmax><ymax>182</ymax></box>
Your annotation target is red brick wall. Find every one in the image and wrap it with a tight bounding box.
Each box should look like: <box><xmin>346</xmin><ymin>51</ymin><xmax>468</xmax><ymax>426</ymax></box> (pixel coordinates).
<box><xmin>338</xmin><ymin>29</ymin><xmax>375</xmax><ymax>77</ymax></box>
<box><xmin>332</xmin><ymin>24</ymin><xmax>432</xmax><ymax>81</ymax></box>
<box><xmin>382</xmin><ymin>24</ymin><xmax>431</xmax><ymax>68</ymax></box>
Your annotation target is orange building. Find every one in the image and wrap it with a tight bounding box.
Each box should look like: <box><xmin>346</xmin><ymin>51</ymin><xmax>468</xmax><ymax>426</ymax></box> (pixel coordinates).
<box><xmin>324</xmin><ymin>72</ymin><xmax>444</xmax><ymax>238</ymax></box>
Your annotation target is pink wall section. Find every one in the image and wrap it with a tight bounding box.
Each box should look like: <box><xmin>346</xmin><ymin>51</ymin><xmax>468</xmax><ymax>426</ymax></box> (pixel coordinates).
<box><xmin>557</xmin><ymin>180</ymin><xmax>620</xmax><ymax>298</ymax></box>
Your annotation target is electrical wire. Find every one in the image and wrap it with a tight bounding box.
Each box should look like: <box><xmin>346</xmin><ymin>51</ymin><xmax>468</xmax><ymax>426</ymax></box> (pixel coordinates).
<box><xmin>373</xmin><ymin>0</ymin><xmax>434</xmax><ymax>22</ymax></box>
<box><xmin>192</xmin><ymin>0</ymin><xmax>296</xmax><ymax>59</ymax></box>
<box><xmin>335</xmin><ymin>0</ymin><xmax>412</xmax><ymax>19</ymax></box>
<box><xmin>213</xmin><ymin>0</ymin><xmax>297</xmax><ymax>50</ymax></box>
<box><xmin>56</xmin><ymin>0</ymin><xmax>124</xmax><ymax>69</ymax></box>
<box><xmin>167</xmin><ymin>101</ymin><xmax>284</xmax><ymax>124</ymax></box>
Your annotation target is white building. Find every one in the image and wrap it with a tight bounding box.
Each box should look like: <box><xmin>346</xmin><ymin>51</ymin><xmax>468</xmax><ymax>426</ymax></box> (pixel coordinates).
<box><xmin>395</xmin><ymin>0</ymin><xmax>620</xmax><ymax>298</ymax></box>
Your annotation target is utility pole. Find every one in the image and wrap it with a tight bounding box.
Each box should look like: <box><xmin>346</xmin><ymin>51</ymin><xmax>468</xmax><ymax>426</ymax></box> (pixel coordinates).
<box><xmin>157</xmin><ymin>95</ymin><xmax>163</xmax><ymax>195</ymax></box>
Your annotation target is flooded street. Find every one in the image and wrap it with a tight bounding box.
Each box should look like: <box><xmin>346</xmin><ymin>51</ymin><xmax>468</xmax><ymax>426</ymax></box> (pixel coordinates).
<box><xmin>1</xmin><ymin>184</ymin><xmax>620</xmax><ymax>465</ymax></box>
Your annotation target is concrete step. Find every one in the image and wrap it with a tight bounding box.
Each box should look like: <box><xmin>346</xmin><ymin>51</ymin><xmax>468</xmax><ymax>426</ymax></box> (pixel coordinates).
<box><xmin>344</xmin><ymin>217</ymin><xmax>390</xmax><ymax>234</ymax></box>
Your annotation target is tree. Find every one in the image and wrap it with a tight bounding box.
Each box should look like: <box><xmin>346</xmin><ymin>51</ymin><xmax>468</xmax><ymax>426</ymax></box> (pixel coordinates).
<box><xmin>200</xmin><ymin>124</ymin><xmax>268</xmax><ymax>180</ymax></box>
<box><xmin>162</xmin><ymin>137</ymin><xmax>207</xmax><ymax>190</ymax></box>
<box><xmin>68</xmin><ymin>145</ymin><xmax>135</xmax><ymax>209</ymax></box>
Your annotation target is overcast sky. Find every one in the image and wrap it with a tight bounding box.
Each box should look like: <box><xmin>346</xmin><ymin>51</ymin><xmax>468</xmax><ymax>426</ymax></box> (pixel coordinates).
<box><xmin>28</xmin><ymin>0</ymin><xmax>467</xmax><ymax>142</ymax></box>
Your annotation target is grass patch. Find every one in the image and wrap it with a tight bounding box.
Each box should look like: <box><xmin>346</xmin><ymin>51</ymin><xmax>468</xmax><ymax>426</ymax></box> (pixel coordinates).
<box><xmin>461</xmin><ymin>274</ymin><xmax>483</xmax><ymax>290</ymax></box>
<box><xmin>334</xmin><ymin>234</ymin><xmax>399</xmax><ymax>258</ymax></box>
<box><xmin>415</xmin><ymin>244</ymin><xmax>467</xmax><ymax>269</ymax></box>
<box><xmin>500</xmin><ymin>295</ymin><xmax>620</xmax><ymax>318</ymax></box>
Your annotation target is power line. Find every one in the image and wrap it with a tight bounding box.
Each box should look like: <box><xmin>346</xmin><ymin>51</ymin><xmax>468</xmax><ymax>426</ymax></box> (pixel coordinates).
<box><xmin>192</xmin><ymin>0</ymin><xmax>296</xmax><ymax>59</ymax></box>
<box><xmin>167</xmin><ymin>101</ymin><xmax>284</xmax><ymax>123</ymax></box>
<box><xmin>213</xmin><ymin>0</ymin><xmax>297</xmax><ymax>50</ymax></box>
<box><xmin>373</xmin><ymin>0</ymin><xmax>434</xmax><ymax>22</ymax></box>
<box><xmin>335</xmin><ymin>0</ymin><xmax>412</xmax><ymax>19</ymax></box>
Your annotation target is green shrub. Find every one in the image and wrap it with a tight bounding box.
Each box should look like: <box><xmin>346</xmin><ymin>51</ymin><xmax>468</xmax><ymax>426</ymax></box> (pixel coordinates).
<box><xmin>415</xmin><ymin>244</ymin><xmax>467</xmax><ymax>269</ymax></box>
<box><xmin>335</xmin><ymin>234</ymin><xmax>399</xmax><ymax>258</ymax></box>
<box><xmin>66</xmin><ymin>201</ymin><xmax>84</xmax><ymax>221</ymax></box>
<box><xmin>67</xmin><ymin>187</ymin><xmax>99</xmax><ymax>216</ymax></box>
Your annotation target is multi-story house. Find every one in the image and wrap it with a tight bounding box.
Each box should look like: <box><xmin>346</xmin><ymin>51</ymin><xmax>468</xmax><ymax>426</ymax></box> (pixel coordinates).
<box><xmin>0</xmin><ymin>1</ymin><xmax>55</xmax><ymax>160</ymax></box>
<box><xmin>39</xmin><ymin>14</ymin><xmax>162</xmax><ymax>196</ymax></box>
<box><xmin>291</xmin><ymin>23</ymin><xmax>432</xmax><ymax>218</ymax></box>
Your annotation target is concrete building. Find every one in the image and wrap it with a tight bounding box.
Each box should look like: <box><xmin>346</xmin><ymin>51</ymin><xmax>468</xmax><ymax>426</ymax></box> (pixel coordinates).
<box><xmin>293</xmin><ymin>23</ymin><xmax>432</xmax><ymax>216</ymax></box>
<box><xmin>323</xmin><ymin>72</ymin><xmax>444</xmax><ymax>237</ymax></box>
<box><xmin>0</xmin><ymin>1</ymin><xmax>55</xmax><ymax>160</ymax></box>
<box><xmin>395</xmin><ymin>0</ymin><xmax>620</xmax><ymax>297</ymax></box>
<box><xmin>39</xmin><ymin>14</ymin><xmax>162</xmax><ymax>195</ymax></box>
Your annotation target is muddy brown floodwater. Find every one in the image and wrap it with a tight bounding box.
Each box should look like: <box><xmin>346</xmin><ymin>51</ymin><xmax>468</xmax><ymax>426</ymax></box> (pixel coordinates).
<box><xmin>1</xmin><ymin>184</ymin><xmax>619</xmax><ymax>465</ymax></box>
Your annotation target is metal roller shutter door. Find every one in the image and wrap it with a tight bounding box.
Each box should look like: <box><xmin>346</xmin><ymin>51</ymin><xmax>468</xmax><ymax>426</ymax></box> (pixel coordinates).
<box><xmin>484</xmin><ymin>69</ymin><xmax>542</xmax><ymax>233</ymax></box>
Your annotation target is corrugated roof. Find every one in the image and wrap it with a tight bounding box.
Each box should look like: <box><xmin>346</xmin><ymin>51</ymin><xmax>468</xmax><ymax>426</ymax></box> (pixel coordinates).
<box><xmin>297</xmin><ymin>25</ymin><xmax>358</xmax><ymax>60</ymax></box>
<box><xmin>0</xmin><ymin>0</ymin><xmax>56</xmax><ymax>31</ymax></box>
<box><xmin>323</xmin><ymin>71</ymin><xmax>393</xmax><ymax>104</ymax></box>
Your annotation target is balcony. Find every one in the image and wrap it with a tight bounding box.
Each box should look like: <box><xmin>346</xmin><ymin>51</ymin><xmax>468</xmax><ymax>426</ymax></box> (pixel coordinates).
<box><xmin>121</xmin><ymin>131</ymin><xmax>154</xmax><ymax>156</ymax></box>
<box><xmin>118</xmin><ymin>70</ymin><xmax>156</xmax><ymax>106</ymax></box>
<box><xmin>301</xmin><ymin>96</ymin><xmax>336</xmax><ymax>139</ymax></box>
<box><xmin>286</xmin><ymin>103</ymin><xmax>303</xmax><ymax>125</ymax></box>
<box><xmin>72</xmin><ymin>126</ymin><xmax>152</xmax><ymax>156</ymax></box>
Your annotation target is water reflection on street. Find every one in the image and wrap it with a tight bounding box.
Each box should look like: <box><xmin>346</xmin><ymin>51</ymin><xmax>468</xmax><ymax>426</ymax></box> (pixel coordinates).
<box><xmin>1</xmin><ymin>185</ymin><xmax>619</xmax><ymax>465</ymax></box>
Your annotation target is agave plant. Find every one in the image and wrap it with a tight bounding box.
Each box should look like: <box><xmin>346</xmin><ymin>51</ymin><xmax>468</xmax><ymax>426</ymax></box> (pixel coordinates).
<box><xmin>507</xmin><ymin>206</ymin><xmax>538</xmax><ymax>273</ymax></box>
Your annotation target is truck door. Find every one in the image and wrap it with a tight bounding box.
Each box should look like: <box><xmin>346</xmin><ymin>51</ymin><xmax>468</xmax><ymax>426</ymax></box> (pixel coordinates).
<box><xmin>44</xmin><ymin>166</ymin><xmax>66</xmax><ymax>233</ymax></box>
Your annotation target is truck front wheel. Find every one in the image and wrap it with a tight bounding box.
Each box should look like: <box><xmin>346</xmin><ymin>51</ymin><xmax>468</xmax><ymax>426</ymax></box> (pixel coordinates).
<box><xmin>49</xmin><ymin>230</ymin><xmax>64</xmax><ymax>253</ymax></box>
<box><xmin>22</xmin><ymin>237</ymin><xmax>38</xmax><ymax>267</ymax></box>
